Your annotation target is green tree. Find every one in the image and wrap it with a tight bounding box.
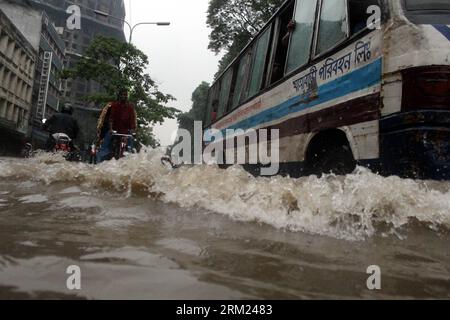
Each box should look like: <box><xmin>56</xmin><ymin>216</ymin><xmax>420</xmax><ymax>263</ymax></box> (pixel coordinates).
<box><xmin>207</xmin><ymin>0</ymin><xmax>284</xmax><ymax>77</ymax></box>
<box><xmin>62</xmin><ymin>36</ymin><xmax>180</xmax><ymax>147</ymax></box>
<box><xmin>178</xmin><ymin>81</ymin><xmax>211</xmax><ymax>128</ymax></box>
<box><xmin>176</xmin><ymin>82</ymin><xmax>210</xmax><ymax>155</ymax></box>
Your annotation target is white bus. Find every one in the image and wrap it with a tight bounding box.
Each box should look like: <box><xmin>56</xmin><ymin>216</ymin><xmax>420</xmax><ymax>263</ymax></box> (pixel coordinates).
<box><xmin>203</xmin><ymin>0</ymin><xmax>450</xmax><ymax>180</ymax></box>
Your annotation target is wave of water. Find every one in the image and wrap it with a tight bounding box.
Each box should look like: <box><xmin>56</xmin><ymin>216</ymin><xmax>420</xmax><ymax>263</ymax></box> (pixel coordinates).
<box><xmin>1</xmin><ymin>150</ymin><xmax>449</xmax><ymax>240</ymax></box>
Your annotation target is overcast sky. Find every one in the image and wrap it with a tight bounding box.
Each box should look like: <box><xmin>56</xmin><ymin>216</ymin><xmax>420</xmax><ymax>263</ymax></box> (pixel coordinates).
<box><xmin>124</xmin><ymin>0</ymin><xmax>221</xmax><ymax>146</ymax></box>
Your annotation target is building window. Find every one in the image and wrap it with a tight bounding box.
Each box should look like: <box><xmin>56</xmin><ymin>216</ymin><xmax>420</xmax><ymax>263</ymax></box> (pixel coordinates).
<box><xmin>0</xmin><ymin>98</ymin><xmax>6</xmax><ymax>118</ymax></box>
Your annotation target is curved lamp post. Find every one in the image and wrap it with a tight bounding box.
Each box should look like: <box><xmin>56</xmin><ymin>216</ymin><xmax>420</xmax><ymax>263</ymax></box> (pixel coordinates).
<box><xmin>94</xmin><ymin>10</ymin><xmax>170</xmax><ymax>43</ymax></box>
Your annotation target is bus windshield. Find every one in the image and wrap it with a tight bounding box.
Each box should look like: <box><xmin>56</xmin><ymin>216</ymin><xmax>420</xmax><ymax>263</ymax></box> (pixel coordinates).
<box><xmin>405</xmin><ymin>0</ymin><xmax>450</xmax><ymax>11</ymax></box>
<box><xmin>403</xmin><ymin>0</ymin><xmax>450</xmax><ymax>24</ymax></box>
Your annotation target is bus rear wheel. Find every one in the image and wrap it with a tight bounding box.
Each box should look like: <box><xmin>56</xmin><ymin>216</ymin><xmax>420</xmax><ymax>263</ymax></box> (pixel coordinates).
<box><xmin>305</xmin><ymin>131</ymin><xmax>356</xmax><ymax>176</ymax></box>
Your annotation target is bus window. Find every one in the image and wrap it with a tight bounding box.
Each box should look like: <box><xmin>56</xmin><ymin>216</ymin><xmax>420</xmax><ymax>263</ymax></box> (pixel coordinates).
<box><xmin>349</xmin><ymin>0</ymin><xmax>380</xmax><ymax>35</ymax></box>
<box><xmin>226</xmin><ymin>64</ymin><xmax>240</xmax><ymax>113</ymax></box>
<box><xmin>316</xmin><ymin>0</ymin><xmax>348</xmax><ymax>56</ymax></box>
<box><xmin>232</xmin><ymin>48</ymin><xmax>253</xmax><ymax>109</ymax></box>
<box><xmin>402</xmin><ymin>0</ymin><xmax>450</xmax><ymax>25</ymax></box>
<box><xmin>204</xmin><ymin>92</ymin><xmax>213</xmax><ymax>126</ymax></box>
<box><xmin>211</xmin><ymin>99</ymin><xmax>219</xmax><ymax>123</ymax></box>
<box><xmin>285</xmin><ymin>0</ymin><xmax>318</xmax><ymax>74</ymax></box>
<box><xmin>218</xmin><ymin>68</ymin><xmax>233</xmax><ymax>117</ymax></box>
<box><xmin>248</xmin><ymin>27</ymin><xmax>272</xmax><ymax>98</ymax></box>
<box><xmin>405</xmin><ymin>0</ymin><xmax>450</xmax><ymax>11</ymax></box>
<box><xmin>403</xmin><ymin>0</ymin><xmax>450</xmax><ymax>24</ymax></box>
<box><xmin>269</xmin><ymin>1</ymin><xmax>295</xmax><ymax>85</ymax></box>
<box><xmin>205</xmin><ymin>84</ymin><xmax>220</xmax><ymax>125</ymax></box>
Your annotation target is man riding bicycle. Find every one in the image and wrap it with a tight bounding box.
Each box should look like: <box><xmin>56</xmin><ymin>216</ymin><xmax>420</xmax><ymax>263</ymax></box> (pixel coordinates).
<box><xmin>96</xmin><ymin>89</ymin><xmax>137</xmax><ymax>163</ymax></box>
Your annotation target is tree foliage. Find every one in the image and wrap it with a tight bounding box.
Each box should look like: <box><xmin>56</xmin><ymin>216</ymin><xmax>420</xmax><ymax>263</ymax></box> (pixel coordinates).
<box><xmin>62</xmin><ymin>36</ymin><xmax>180</xmax><ymax>146</ymax></box>
<box><xmin>207</xmin><ymin>0</ymin><xmax>284</xmax><ymax>76</ymax></box>
<box><xmin>177</xmin><ymin>81</ymin><xmax>210</xmax><ymax>133</ymax></box>
<box><xmin>176</xmin><ymin>82</ymin><xmax>210</xmax><ymax>155</ymax></box>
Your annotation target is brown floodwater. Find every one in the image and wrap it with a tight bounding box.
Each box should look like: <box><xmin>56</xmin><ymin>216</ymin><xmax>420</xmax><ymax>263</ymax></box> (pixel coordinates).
<box><xmin>0</xmin><ymin>151</ymin><xmax>449</xmax><ymax>299</ymax></box>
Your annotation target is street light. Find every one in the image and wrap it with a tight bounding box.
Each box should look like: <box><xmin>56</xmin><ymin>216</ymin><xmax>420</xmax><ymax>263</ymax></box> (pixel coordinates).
<box><xmin>65</xmin><ymin>50</ymin><xmax>84</xmax><ymax>59</ymax></box>
<box><xmin>94</xmin><ymin>10</ymin><xmax>170</xmax><ymax>43</ymax></box>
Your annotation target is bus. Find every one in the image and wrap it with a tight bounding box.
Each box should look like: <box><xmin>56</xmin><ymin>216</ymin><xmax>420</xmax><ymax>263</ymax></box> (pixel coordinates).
<box><xmin>203</xmin><ymin>0</ymin><xmax>450</xmax><ymax>180</ymax></box>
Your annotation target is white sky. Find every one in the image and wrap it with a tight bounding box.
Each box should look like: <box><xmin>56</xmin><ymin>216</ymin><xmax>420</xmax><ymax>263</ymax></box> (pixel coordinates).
<box><xmin>124</xmin><ymin>0</ymin><xmax>221</xmax><ymax>146</ymax></box>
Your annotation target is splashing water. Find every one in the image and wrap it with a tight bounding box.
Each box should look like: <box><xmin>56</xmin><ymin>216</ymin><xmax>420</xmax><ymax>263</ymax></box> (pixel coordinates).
<box><xmin>1</xmin><ymin>149</ymin><xmax>449</xmax><ymax>241</ymax></box>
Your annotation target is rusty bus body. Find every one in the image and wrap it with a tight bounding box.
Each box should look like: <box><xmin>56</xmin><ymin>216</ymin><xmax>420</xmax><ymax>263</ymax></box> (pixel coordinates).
<box><xmin>203</xmin><ymin>0</ymin><xmax>450</xmax><ymax>180</ymax></box>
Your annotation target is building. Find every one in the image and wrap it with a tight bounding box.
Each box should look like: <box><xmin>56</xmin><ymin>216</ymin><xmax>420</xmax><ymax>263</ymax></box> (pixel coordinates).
<box><xmin>0</xmin><ymin>7</ymin><xmax>36</xmax><ymax>155</ymax></box>
<box><xmin>29</xmin><ymin>0</ymin><xmax>126</xmax><ymax>110</ymax></box>
<box><xmin>29</xmin><ymin>0</ymin><xmax>126</xmax><ymax>147</ymax></box>
<box><xmin>1</xmin><ymin>0</ymin><xmax>66</xmax><ymax>148</ymax></box>
<box><xmin>0</xmin><ymin>0</ymin><xmax>126</xmax><ymax>153</ymax></box>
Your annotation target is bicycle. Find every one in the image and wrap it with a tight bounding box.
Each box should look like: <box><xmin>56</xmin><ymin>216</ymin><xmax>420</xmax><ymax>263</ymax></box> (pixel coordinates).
<box><xmin>111</xmin><ymin>132</ymin><xmax>135</xmax><ymax>160</ymax></box>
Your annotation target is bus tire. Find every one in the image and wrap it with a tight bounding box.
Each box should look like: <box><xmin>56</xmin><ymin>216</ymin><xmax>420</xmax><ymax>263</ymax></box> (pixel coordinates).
<box><xmin>305</xmin><ymin>132</ymin><xmax>356</xmax><ymax>176</ymax></box>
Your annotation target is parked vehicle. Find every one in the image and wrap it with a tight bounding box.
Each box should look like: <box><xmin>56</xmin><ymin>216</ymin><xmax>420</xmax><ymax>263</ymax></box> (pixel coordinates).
<box><xmin>51</xmin><ymin>133</ymin><xmax>72</xmax><ymax>153</ymax></box>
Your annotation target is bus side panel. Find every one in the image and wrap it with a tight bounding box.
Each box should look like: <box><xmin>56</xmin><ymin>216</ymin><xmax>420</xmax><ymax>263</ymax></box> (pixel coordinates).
<box><xmin>210</xmin><ymin>31</ymin><xmax>384</xmax><ymax>171</ymax></box>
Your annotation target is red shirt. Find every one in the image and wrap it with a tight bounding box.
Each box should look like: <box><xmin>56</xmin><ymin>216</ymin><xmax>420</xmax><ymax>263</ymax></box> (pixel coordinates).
<box><xmin>110</xmin><ymin>101</ymin><xmax>136</xmax><ymax>134</ymax></box>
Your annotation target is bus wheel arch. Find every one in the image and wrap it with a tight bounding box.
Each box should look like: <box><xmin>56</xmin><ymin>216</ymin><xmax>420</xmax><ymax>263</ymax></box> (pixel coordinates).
<box><xmin>304</xmin><ymin>129</ymin><xmax>357</xmax><ymax>176</ymax></box>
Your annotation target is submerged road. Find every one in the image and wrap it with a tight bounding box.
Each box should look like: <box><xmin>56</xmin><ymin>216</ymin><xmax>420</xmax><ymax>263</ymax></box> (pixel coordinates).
<box><xmin>0</xmin><ymin>151</ymin><xmax>449</xmax><ymax>299</ymax></box>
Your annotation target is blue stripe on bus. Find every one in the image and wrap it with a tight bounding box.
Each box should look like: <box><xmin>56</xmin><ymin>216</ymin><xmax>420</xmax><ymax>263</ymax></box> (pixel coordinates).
<box><xmin>433</xmin><ymin>25</ymin><xmax>450</xmax><ymax>41</ymax></box>
<box><xmin>219</xmin><ymin>58</ymin><xmax>382</xmax><ymax>134</ymax></box>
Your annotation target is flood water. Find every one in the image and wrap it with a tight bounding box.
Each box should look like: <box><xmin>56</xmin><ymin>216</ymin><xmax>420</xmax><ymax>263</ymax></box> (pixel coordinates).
<box><xmin>0</xmin><ymin>150</ymin><xmax>449</xmax><ymax>299</ymax></box>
